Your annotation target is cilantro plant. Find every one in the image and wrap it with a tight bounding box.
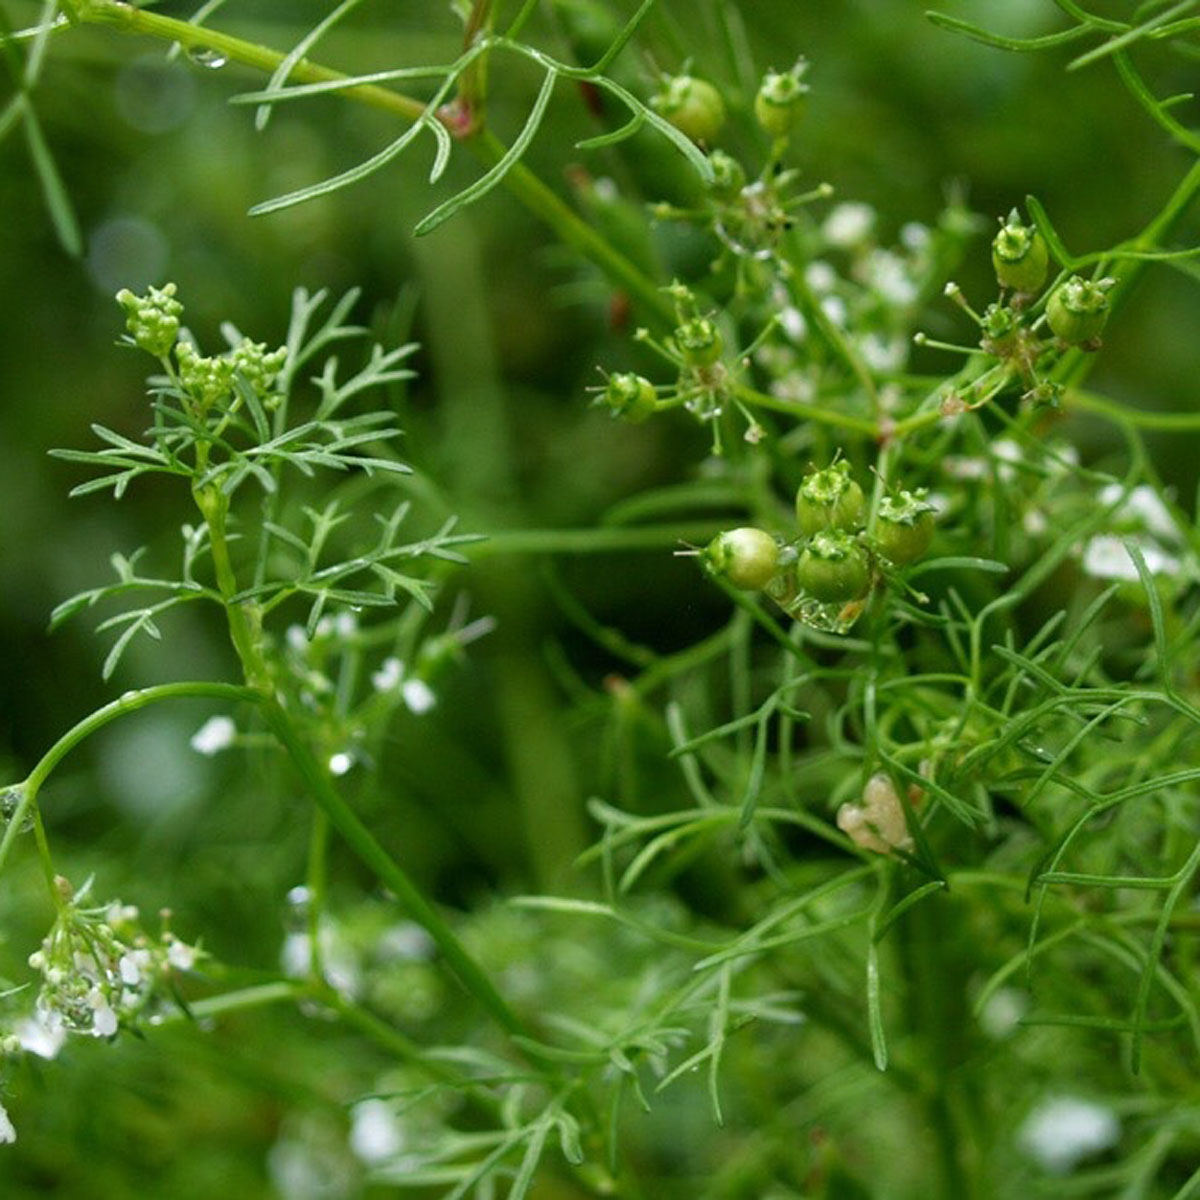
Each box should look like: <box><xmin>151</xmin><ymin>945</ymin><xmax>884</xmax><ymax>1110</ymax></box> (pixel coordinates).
<box><xmin>2</xmin><ymin>2</ymin><xmax>1200</xmax><ymax>1197</ymax></box>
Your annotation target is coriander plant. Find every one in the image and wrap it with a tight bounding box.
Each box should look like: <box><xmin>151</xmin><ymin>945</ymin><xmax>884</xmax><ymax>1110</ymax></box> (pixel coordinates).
<box><xmin>2</xmin><ymin>2</ymin><xmax>1200</xmax><ymax>1197</ymax></box>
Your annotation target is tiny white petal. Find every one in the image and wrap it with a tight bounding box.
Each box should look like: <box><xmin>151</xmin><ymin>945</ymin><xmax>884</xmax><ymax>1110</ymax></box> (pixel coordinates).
<box><xmin>166</xmin><ymin>940</ymin><xmax>197</xmax><ymax>971</ymax></box>
<box><xmin>286</xmin><ymin>625</ymin><xmax>308</xmax><ymax>652</ymax></box>
<box><xmin>402</xmin><ymin>680</ymin><xmax>436</xmax><ymax>715</ymax></box>
<box><xmin>91</xmin><ymin>1003</ymin><xmax>119</xmax><ymax>1038</ymax></box>
<box><xmin>190</xmin><ymin>715</ymin><xmax>236</xmax><ymax>756</ymax></box>
<box><xmin>900</xmin><ymin>221</ymin><xmax>930</xmax><ymax>251</ymax></box>
<box><xmin>1082</xmin><ymin>535</ymin><xmax>1179</xmax><ymax>581</ymax></box>
<box><xmin>823</xmin><ymin>201</ymin><xmax>875</xmax><ymax>247</ymax></box>
<box><xmin>779</xmin><ymin>306</ymin><xmax>807</xmax><ymax>343</ymax></box>
<box><xmin>1098</xmin><ymin>484</ymin><xmax>1178</xmax><ymax>541</ymax></box>
<box><xmin>15</xmin><ymin>1015</ymin><xmax>65</xmax><ymax>1059</ymax></box>
<box><xmin>805</xmin><ymin>261</ymin><xmax>837</xmax><ymax>293</ymax></box>
<box><xmin>119</xmin><ymin>953</ymin><xmax>142</xmax><ymax>986</ymax></box>
<box><xmin>328</xmin><ymin>751</ymin><xmax>354</xmax><ymax>777</ymax></box>
<box><xmin>371</xmin><ymin>657</ymin><xmax>405</xmax><ymax>693</ymax></box>
<box><xmin>350</xmin><ymin>1099</ymin><xmax>405</xmax><ymax>1164</ymax></box>
<box><xmin>0</xmin><ymin>1102</ymin><xmax>15</xmax><ymax>1144</ymax></box>
<box><xmin>819</xmin><ymin>295</ymin><xmax>848</xmax><ymax>328</ymax></box>
<box><xmin>334</xmin><ymin>612</ymin><xmax>358</xmax><ymax>639</ymax></box>
<box><xmin>1019</xmin><ymin>1096</ymin><xmax>1119</xmax><ymax>1173</ymax></box>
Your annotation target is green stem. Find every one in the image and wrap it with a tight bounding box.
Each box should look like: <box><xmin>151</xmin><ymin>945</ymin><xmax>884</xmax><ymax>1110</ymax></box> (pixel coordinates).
<box><xmin>75</xmin><ymin>0</ymin><xmax>426</xmax><ymax>122</ymax></box>
<box><xmin>0</xmin><ymin>681</ymin><xmax>258</xmax><ymax>885</ymax></box>
<box><xmin>194</xmin><ymin>483</ymin><xmax>272</xmax><ymax>691</ymax></box>
<box><xmin>466</xmin><ymin>521</ymin><xmax>725</xmax><ymax>558</ymax></box>
<box><xmin>257</xmin><ymin>695</ymin><xmax>529</xmax><ymax>1040</ymax></box>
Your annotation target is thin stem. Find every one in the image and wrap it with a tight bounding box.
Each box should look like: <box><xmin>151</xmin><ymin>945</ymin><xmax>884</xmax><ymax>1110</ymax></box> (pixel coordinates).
<box><xmin>0</xmin><ymin>681</ymin><xmax>257</xmax><ymax>883</ymax></box>
<box><xmin>76</xmin><ymin>0</ymin><xmax>426</xmax><ymax>122</ymax></box>
<box><xmin>257</xmin><ymin>694</ymin><xmax>529</xmax><ymax>1040</ymax></box>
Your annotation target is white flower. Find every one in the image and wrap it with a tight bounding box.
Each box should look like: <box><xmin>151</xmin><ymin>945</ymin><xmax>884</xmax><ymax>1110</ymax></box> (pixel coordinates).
<box><xmin>371</xmin><ymin>656</ymin><xmax>404</xmax><ymax>692</ymax></box>
<box><xmin>349</xmin><ymin>1099</ymin><xmax>405</xmax><ymax>1165</ymax></box>
<box><xmin>900</xmin><ymin>221</ymin><xmax>931</xmax><ymax>251</ymax></box>
<box><xmin>190</xmin><ymin>715</ymin><xmax>236</xmax><ymax>756</ymax></box>
<box><xmin>0</xmin><ymin>1101</ymin><xmax>15</xmax><ymax>1144</ymax></box>
<box><xmin>779</xmin><ymin>306</ymin><xmax>807</xmax><ymax>343</ymax></box>
<box><xmin>1019</xmin><ymin>1096</ymin><xmax>1119</xmax><ymax>1173</ymax></box>
<box><xmin>858</xmin><ymin>332</ymin><xmax>906</xmax><ymax>372</ymax></box>
<box><xmin>819</xmin><ymin>295</ymin><xmax>848</xmax><ymax>328</ymax></box>
<box><xmin>15</xmin><ymin>1011</ymin><xmax>65</xmax><ymax>1059</ymax></box>
<box><xmin>328</xmin><ymin>751</ymin><xmax>354</xmax><ymax>777</ymax></box>
<box><xmin>823</xmin><ymin>201</ymin><xmax>875</xmax><ymax>247</ymax></box>
<box><xmin>401</xmin><ymin>679</ymin><xmax>436</xmax><ymax>715</ymax></box>
<box><xmin>805</xmin><ymin>260</ymin><xmax>837</xmax><ymax>293</ymax></box>
<box><xmin>286</xmin><ymin>624</ymin><xmax>309</xmax><ymax>653</ymax></box>
<box><xmin>375</xmin><ymin>922</ymin><xmax>436</xmax><ymax>963</ymax></box>
<box><xmin>166</xmin><ymin>938</ymin><xmax>198</xmax><ymax>971</ymax></box>
<box><xmin>1098</xmin><ymin>483</ymin><xmax>1179</xmax><ymax>541</ymax></box>
<box><xmin>88</xmin><ymin>989</ymin><xmax>119</xmax><ymax>1038</ymax></box>
<box><xmin>863</xmin><ymin>248</ymin><xmax>917</xmax><ymax>307</ymax></box>
<box><xmin>1081</xmin><ymin>535</ymin><xmax>1179</xmax><ymax>581</ymax></box>
<box><xmin>978</xmin><ymin>987</ymin><xmax>1028</xmax><ymax>1039</ymax></box>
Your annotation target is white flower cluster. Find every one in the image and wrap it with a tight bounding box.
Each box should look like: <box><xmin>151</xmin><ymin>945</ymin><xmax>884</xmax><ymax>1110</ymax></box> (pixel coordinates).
<box><xmin>6</xmin><ymin>884</ymin><xmax>200</xmax><ymax>1058</ymax></box>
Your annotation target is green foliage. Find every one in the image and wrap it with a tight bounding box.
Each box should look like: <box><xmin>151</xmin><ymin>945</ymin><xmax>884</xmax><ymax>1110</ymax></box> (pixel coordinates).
<box><xmin>1</xmin><ymin>2</ymin><xmax>1200</xmax><ymax>1198</ymax></box>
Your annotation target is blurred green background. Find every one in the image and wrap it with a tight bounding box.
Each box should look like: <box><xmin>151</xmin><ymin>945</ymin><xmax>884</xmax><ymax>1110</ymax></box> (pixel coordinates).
<box><xmin>0</xmin><ymin>0</ymin><xmax>1197</xmax><ymax>1195</ymax></box>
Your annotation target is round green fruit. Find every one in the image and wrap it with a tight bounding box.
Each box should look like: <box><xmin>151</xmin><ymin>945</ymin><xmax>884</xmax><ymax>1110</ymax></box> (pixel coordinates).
<box><xmin>652</xmin><ymin>75</ymin><xmax>725</xmax><ymax>144</ymax></box>
<box><xmin>1046</xmin><ymin>275</ymin><xmax>1112</xmax><ymax>346</ymax></box>
<box><xmin>991</xmin><ymin>210</ymin><xmax>1048</xmax><ymax>294</ymax></box>
<box><xmin>797</xmin><ymin>531</ymin><xmax>870</xmax><ymax>603</ymax></box>
<box><xmin>875</xmin><ymin>491</ymin><xmax>936</xmax><ymax>565</ymax></box>
<box><xmin>702</xmin><ymin>527</ymin><xmax>780</xmax><ymax>591</ymax></box>
<box><xmin>795</xmin><ymin>461</ymin><xmax>866</xmax><ymax>537</ymax></box>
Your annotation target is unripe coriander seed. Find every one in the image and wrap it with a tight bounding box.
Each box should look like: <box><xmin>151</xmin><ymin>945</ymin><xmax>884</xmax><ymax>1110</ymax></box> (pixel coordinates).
<box><xmin>703</xmin><ymin>528</ymin><xmax>779</xmax><ymax>591</ymax></box>
<box><xmin>604</xmin><ymin>372</ymin><xmax>657</xmax><ymax>422</ymax></box>
<box><xmin>991</xmin><ymin>209</ymin><xmax>1048</xmax><ymax>294</ymax></box>
<box><xmin>754</xmin><ymin>60</ymin><xmax>809</xmax><ymax>138</ymax></box>
<box><xmin>875</xmin><ymin>490</ymin><xmax>936</xmax><ymax>565</ymax></box>
<box><xmin>795</xmin><ymin>461</ymin><xmax>866</xmax><ymax>537</ymax></box>
<box><xmin>1046</xmin><ymin>275</ymin><xmax>1113</xmax><ymax>346</ymax></box>
<box><xmin>796</xmin><ymin>531</ymin><xmax>870</xmax><ymax>603</ymax></box>
<box><xmin>652</xmin><ymin>75</ymin><xmax>725</xmax><ymax>144</ymax></box>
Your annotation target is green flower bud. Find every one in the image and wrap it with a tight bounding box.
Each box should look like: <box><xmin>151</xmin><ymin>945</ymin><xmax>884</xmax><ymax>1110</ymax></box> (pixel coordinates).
<box><xmin>795</xmin><ymin>461</ymin><xmax>865</xmax><ymax>537</ymax></box>
<box><xmin>991</xmin><ymin>209</ymin><xmax>1048</xmax><ymax>294</ymax></box>
<box><xmin>754</xmin><ymin>59</ymin><xmax>809</xmax><ymax>138</ymax></box>
<box><xmin>604</xmin><ymin>372</ymin><xmax>657</xmax><ymax>422</ymax></box>
<box><xmin>875</xmin><ymin>490</ymin><xmax>936</xmax><ymax>565</ymax></box>
<box><xmin>652</xmin><ymin>74</ymin><xmax>725</xmax><ymax>144</ymax></box>
<box><xmin>229</xmin><ymin>338</ymin><xmax>289</xmax><ymax>398</ymax></box>
<box><xmin>796</xmin><ymin>530</ymin><xmax>870</xmax><ymax>603</ymax></box>
<box><xmin>1046</xmin><ymin>275</ymin><xmax>1113</xmax><ymax>347</ymax></box>
<box><xmin>707</xmin><ymin>150</ymin><xmax>746</xmax><ymax>199</ymax></box>
<box><xmin>176</xmin><ymin>340</ymin><xmax>235</xmax><ymax>410</ymax></box>
<box><xmin>702</xmin><ymin>527</ymin><xmax>780</xmax><ymax>591</ymax></box>
<box><xmin>676</xmin><ymin>316</ymin><xmax>723</xmax><ymax>367</ymax></box>
<box><xmin>115</xmin><ymin>283</ymin><xmax>183</xmax><ymax>358</ymax></box>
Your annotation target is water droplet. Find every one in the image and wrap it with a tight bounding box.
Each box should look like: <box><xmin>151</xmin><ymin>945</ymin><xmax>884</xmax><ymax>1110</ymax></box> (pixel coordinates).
<box><xmin>1</xmin><ymin>787</ymin><xmax>33</xmax><ymax>833</ymax></box>
<box><xmin>187</xmin><ymin>46</ymin><xmax>227</xmax><ymax>70</ymax></box>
